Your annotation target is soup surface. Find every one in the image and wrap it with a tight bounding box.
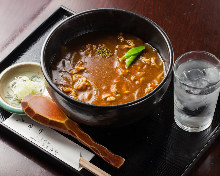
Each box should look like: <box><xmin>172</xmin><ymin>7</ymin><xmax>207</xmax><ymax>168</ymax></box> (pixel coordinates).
<box><xmin>51</xmin><ymin>32</ymin><xmax>164</xmax><ymax>105</ymax></box>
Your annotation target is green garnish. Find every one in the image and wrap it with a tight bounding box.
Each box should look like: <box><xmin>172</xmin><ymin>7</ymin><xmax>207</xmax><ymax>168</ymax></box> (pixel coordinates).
<box><xmin>121</xmin><ymin>46</ymin><xmax>145</xmax><ymax>59</ymax></box>
<box><xmin>125</xmin><ymin>53</ymin><xmax>139</xmax><ymax>68</ymax></box>
<box><xmin>120</xmin><ymin>46</ymin><xmax>145</xmax><ymax>68</ymax></box>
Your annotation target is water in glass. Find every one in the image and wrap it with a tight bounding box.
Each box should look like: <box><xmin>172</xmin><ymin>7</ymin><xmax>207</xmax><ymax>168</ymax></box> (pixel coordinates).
<box><xmin>174</xmin><ymin>60</ymin><xmax>220</xmax><ymax>132</ymax></box>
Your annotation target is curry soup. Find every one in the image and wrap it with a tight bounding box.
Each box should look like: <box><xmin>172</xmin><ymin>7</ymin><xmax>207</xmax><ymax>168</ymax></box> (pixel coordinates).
<box><xmin>51</xmin><ymin>32</ymin><xmax>164</xmax><ymax>105</ymax></box>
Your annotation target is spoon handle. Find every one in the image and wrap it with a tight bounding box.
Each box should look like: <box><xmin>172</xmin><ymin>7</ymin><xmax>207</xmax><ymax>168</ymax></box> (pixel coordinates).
<box><xmin>65</xmin><ymin>119</ymin><xmax>125</xmax><ymax>169</ymax></box>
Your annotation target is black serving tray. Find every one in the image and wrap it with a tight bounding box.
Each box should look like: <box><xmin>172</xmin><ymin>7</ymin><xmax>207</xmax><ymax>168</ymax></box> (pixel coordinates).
<box><xmin>0</xmin><ymin>6</ymin><xmax>220</xmax><ymax>176</ymax></box>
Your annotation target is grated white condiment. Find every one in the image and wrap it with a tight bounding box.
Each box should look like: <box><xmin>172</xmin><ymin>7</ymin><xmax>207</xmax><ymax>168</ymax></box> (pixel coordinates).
<box><xmin>9</xmin><ymin>76</ymin><xmax>45</xmax><ymax>101</ymax></box>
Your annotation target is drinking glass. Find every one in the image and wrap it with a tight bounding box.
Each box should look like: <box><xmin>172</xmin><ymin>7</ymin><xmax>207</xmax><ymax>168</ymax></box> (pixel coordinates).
<box><xmin>174</xmin><ymin>51</ymin><xmax>220</xmax><ymax>132</ymax></box>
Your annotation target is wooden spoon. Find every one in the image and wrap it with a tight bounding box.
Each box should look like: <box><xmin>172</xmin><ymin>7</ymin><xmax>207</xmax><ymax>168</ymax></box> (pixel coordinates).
<box><xmin>21</xmin><ymin>94</ymin><xmax>125</xmax><ymax>169</ymax></box>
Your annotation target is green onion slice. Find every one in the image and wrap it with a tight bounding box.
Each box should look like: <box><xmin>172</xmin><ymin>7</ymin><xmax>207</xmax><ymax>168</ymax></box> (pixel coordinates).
<box><xmin>125</xmin><ymin>53</ymin><xmax>139</xmax><ymax>68</ymax></box>
<box><xmin>121</xmin><ymin>46</ymin><xmax>145</xmax><ymax>59</ymax></box>
<box><xmin>120</xmin><ymin>46</ymin><xmax>145</xmax><ymax>68</ymax></box>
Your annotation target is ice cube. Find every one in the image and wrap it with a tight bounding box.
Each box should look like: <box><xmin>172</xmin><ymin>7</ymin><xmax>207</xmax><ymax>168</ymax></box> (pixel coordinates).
<box><xmin>184</xmin><ymin>69</ymin><xmax>204</xmax><ymax>81</ymax></box>
<box><xmin>185</xmin><ymin>86</ymin><xmax>201</xmax><ymax>94</ymax></box>
<box><xmin>194</xmin><ymin>79</ymin><xmax>209</xmax><ymax>89</ymax></box>
<box><xmin>181</xmin><ymin>69</ymin><xmax>209</xmax><ymax>89</ymax></box>
<box><xmin>203</xmin><ymin>67</ymin><xmax>220</xmax><ymax>84</ymax></box>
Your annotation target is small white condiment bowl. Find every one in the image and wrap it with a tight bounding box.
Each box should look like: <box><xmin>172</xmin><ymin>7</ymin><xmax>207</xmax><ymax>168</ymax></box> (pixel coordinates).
<box><xmin>0</xmin><ymin>62</ymin><xmax>44</xmax><ymax>114</ymax></box>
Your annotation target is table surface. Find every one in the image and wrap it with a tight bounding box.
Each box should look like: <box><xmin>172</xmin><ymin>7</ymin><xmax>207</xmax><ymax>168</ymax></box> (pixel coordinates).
<box><xmin>0</xmin><ymin>0</ymin><xmax>219</xmax><ymax>175</ymax></box>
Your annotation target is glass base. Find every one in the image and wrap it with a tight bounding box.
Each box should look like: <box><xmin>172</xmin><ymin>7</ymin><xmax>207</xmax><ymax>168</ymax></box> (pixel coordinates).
<box><xmin>174</xmin><ymin>116</ymin><xmax>212</xmax><ymax>132</ymax></box>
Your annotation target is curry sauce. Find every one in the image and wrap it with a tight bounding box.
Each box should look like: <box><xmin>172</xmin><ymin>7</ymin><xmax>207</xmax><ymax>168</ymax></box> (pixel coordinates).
<box><xmin>51</xmin><ymin>32</ymin><xmax>164</xmax><ymax>105</ymax></box>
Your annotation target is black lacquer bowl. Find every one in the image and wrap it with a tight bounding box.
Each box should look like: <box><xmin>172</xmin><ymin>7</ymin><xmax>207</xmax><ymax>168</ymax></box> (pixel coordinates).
<box><xmin>41</xmin><ymin>8</ymin><xmax>174</xmax><ymax>126</ymax></box>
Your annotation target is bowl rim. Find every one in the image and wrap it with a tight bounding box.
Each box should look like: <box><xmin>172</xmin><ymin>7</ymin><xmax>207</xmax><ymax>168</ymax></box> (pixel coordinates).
<box><xmin>0</xmin><ymin>62</ymin><xmax>41</xmax><ymax>114</ymax></box>
<box><xmin>41</xmin><ymin>8</ymin><xmax>174</xmax><ymax>109</ymax></box>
